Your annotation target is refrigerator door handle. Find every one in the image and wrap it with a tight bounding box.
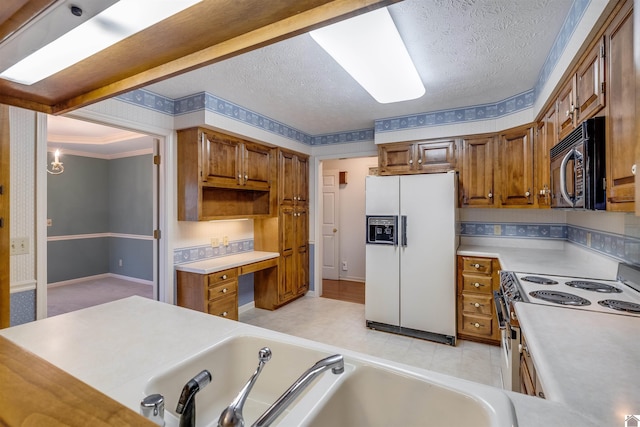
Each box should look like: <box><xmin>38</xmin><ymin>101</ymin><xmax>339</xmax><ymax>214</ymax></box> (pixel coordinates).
<box><xmin>401</xmin><ymin>215</ymin><xmax>407</xmax><ymax>247</ymax></box>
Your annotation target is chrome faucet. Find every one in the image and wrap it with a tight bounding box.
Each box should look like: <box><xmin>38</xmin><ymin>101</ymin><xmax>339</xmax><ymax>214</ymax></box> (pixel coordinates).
<box><xmin>252</xmin><ymin>354</ymin><xmax>344</xmax><ymax>427</ymax></box>
<box><xmin>176</xmin><ymin>369</ymin><xmax>212</xmax><ymax>427</ymax></box>
<box><xmin>218</xmin><ymin>347</ymin><xmax>272</xmax><ymax>427</ymax></box>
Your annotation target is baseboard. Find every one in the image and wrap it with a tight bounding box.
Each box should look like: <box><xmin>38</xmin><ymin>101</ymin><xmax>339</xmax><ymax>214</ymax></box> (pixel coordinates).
<box><xmin>239</xmin><ymin>301</ymin><xmax>255</xmax><ymax>314</ymax></box>
<box><xmin>336</xmin><ymin>276</ymin><xmax>365</xmax><ymax>283</ymax></box>
<box><xmin>305</xmin><ymin>290</ymin><xmax>317</xmax><ymax>297</ymax></box>
<box><xmin>48</xmin><ymin>273</ymin><xmax>153</xmax><ymax>288</ymax></box>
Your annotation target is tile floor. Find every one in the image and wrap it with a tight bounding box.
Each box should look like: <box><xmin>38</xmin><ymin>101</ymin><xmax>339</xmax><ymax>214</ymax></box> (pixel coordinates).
<box><xmin>240</xmin><ymin>295</ymin><xmax>503</xmax><ymax>389</ymax></box>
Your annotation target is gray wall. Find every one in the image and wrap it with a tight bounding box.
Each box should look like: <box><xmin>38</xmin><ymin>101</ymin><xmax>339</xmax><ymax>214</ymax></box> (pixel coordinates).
<box><xmin>48</xmin><ymin>153</ymin><xmax>153</xmax><ymax>283</ymax></box>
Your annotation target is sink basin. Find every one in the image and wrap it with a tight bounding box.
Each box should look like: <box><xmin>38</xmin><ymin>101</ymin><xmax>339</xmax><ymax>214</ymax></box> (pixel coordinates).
<box><xmin>144</xmin><ymin>335</ymin><xmax>338</xmax><ymax>426</ymax></box>
<box><xmin>297</xmin><ymin>365</ymin><xmax>513</xmax><ymax>427</ymax></box>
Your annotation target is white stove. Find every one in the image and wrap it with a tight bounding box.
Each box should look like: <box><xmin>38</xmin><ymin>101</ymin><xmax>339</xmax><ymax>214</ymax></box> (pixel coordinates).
<box><xmin>512</xmin><ymin>272</ymin><xmax>640</xmax><ymax>317</ymax></box>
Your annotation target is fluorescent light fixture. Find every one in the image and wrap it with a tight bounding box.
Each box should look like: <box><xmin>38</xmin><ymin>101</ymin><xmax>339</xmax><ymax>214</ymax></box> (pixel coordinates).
<box><xmin>310</xmin><ymin>8</ymin><xmax>424</xmax><ymax>104</ymax></box>
<box><xmin>0</xmin><ymin>0</ymin><xmax>201</xmax><ymax>85</ymax></box>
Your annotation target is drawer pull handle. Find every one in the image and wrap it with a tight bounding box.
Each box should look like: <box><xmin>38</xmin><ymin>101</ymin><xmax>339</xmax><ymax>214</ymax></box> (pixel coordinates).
<box><xmin>472</xmin><ymin>322</ymin><xmax>483</xmax><ymax>328</ymax></box>
<box><xmin>222</xmin><ymin>311</ymin><xmax>228</xmax><ymax>317</ymax></box>
<box><xmin>472</xmin><ymin>263</ymin><xmax>483</xmax><ymax>269</ymax></box>
<box><xmin>221</xmin><ymin>274</ymin><xmax>227</xmax><ymax>280</ymax></box>
<box><xmin>221</xmin><ymin>288</ymin><xmax>228</xmax><ymax>294</ymax></box>
<box><xmin>473</xmin><ymin>302</ymin><xmax>482</xmax><ymax>308</ymax></box>
<box><xmin>473</xmin><ymin>282</ymin><xmax>484</xmax><ymax>288</ymax></box>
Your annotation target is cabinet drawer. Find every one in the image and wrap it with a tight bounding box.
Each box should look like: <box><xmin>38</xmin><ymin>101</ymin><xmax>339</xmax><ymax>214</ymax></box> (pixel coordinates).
<box><xmin>461</xmin><ymin>294</ymin><xmax>493</xmax><ymax>316</ymax></box>
<box><xmin>208</xmin><ymin>294</ymin><xmax>238</xmax><ymax>320</ymax></box>
<box><xmin>462</xmin><ymin>257</ymin><xmax>493</xmax><ymax>274</ymax></box>
<box><xmin>208</xmin><ymin>268</ymin><xmax>238</xmax><ymax>285</ymax></box>
<box><xmin>208</xmin><ymin>280</ymin><xmax>237</xmax><ymax>301</ymax></box>
<box><xmin>462</xmin><ymin>274</ymin><xmax>493</xmax><ymax>294</ymax></box>
<box><xmin>459</xmin><ymin>313</ymin><xmax>493</xmax><ymax>337</ymax></box>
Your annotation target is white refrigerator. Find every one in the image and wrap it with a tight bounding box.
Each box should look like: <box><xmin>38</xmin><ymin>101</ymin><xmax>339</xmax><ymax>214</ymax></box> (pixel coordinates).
<box><xmin>365</xmin><ymin>172</ymin><xmax>458</xmax><ymax>345</ymax></box>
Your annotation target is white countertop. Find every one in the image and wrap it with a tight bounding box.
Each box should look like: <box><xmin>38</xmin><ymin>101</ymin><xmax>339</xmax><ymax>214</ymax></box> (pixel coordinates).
<box><xmin>515</xmin><ymin>303</ymin><xmax>640</xmax><ymax>427</ymax></box>
<box><xmin>458</xmin><ymin>240</ymin><xmax>619</xmax><ymax>279</ymax></box>
<box><xmin>175</xmin><ymin>251</ymin><xmax>279</xmax><ymax>274</ymax></box>
<box><xmin>0</xmin><ymin>296</ymin><xmax>592</xmax><ymax>427</ymax></box>
<box><xmin>459</xmin><ymin>239</ymin><xmax>636</xmax><ymax>427</ymax></box>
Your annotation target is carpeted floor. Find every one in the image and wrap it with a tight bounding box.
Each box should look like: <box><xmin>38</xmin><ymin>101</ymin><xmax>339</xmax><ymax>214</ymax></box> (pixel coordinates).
<box><xmin>47</xmin><ymin>277</ymin><xmax>154</xmax><ymax>317</ymax></box>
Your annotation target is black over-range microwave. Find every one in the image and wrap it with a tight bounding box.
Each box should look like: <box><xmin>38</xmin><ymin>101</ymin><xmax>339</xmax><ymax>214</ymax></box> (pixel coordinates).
<box><xmin>550</xmin><ymin>116</ymin><xmax>606</xmax><ymax>210</ymax></box>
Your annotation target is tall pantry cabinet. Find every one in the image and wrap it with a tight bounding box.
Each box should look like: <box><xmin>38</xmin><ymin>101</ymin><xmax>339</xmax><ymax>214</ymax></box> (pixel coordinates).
<box><xmin>254</xmin><ymin>149</ymin><xmax>309</xmax><ymax>309</ymax></box>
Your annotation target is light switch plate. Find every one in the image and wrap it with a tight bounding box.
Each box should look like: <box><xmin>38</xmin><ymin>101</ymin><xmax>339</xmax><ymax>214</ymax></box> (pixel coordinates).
<box><xmin>10</xmin><ymin>238</ymin><xmax>29</xmax><ymax>255</ymax></box>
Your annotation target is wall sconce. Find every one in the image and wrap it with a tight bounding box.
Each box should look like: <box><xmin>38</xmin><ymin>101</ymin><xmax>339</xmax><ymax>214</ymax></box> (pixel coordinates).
<box><xmin>47</xmin><ymin>149</ymin><xmax>64</xmax><ymax>175</ymax></box>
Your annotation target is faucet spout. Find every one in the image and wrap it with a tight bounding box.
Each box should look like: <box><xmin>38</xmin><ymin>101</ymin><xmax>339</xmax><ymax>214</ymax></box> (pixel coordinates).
<box><xmin>252</xmin><ymin>354</ymin><xmax>344</xmax><ymax>427</ymax></box>
<box><xmin>218</xmin><ymin>347</ymin><xmax>272</xmax><ymax>427</ymax></box>
<box><xmin>176</xmin><ymin>369</ymin><xmax>212</xmax><ymax>427</ymax></box>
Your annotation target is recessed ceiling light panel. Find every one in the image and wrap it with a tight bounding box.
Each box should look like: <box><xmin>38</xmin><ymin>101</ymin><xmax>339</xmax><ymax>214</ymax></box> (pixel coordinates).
<box><xmin>310</xmin><ymin>8</ymin><xmax>425</xmax><ymax>104</ymax></box>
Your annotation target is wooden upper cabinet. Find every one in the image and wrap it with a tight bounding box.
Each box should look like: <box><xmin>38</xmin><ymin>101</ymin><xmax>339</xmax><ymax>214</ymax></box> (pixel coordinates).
<box><xmin>606</xmin><ymin>0</ymin><xmax>635</xmax><ymax>211</ymax></box>
<box><xmin>279</xmin><ymin>149</ymin><xmax>309</xmax><ymax>206</ymax></box>
<box><xmin>379</xmin><ymin>139</ymin><xmax>458</xmax><ymax>175</ymax></box>
<box><xmin>535</xmin><ymin>107</ymin><xmax>556</xmax><ymax>208</ymax></box>
<box><xmin>202</xmin><ymin>130</ymin><xmax>273</xmax><ymax>190</ymax></box>
<box><xmin>557</xmin><ymin>77</ymin><xmax>577</xmax><ymax>140</ymax></box>
<box><xmin>378</xmin><ymin>142</ymin><xmax>414</xmax><ymax>174</ymax></box>
<box><xmin>499</xmin><ymin>127</ymin><xmax>535</xmax><ymax>207</ymax></box>
<box><xmin>575</xmin><ymin>37</ymin><xmax>606</xmax><ymax>122</ymax></box>
<box><xmin>461</xmin><ymin>137</ymin><xmax>495</xmax><ymax>207</ymax></box>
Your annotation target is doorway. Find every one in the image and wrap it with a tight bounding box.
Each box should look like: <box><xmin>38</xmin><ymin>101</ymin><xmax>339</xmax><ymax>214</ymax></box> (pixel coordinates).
<box><xmin>319</xmin><ymin>157</ymin><xmax>377</xmax><ymax>305</ymax></box>
<box><xmin>45</xmin><ymin>115</ymin><xmax>159</xmax><ymax>316</ymax></box>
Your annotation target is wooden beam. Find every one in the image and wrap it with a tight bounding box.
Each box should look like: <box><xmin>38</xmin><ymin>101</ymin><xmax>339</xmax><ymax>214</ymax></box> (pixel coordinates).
<box><xmin>51</xmin><ymin>0</ymin><xmax>398</xmax><ymax>113</ymax></box>
<box><xmin>0</xmin><ymin>104</ymin><xmax>10</xmax><ymax>328</ymax></box>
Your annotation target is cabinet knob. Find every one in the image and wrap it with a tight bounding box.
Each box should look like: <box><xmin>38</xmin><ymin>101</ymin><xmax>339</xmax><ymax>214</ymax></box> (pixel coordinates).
<box><xmin>244</xmin><ymin>174</ymin><xmax>248</xmax><ymax>180</ymax></box>
<box><xmin>409</xmin><ymin>159</ymin><xmax>413</xmax><ymax>164</ymax></box>
<box><xmin>473</xmin><ymin>322</ymin><xmax>481</xmax><ymax>328</ymax></box>
<box><xmin>221</xmin><ymin>274</ymin><xmax>227</xmax><ymax>280</ymax></box>
<box><xmin>238</xmin><ymin>174</ymin><xmax>242</xmax><ymax>179</ymax></box>
<box><xmin>472</xmin><ymin>263</ymin><xmax>482</xmax><ymax>269</ymax></box>
<box><xmin>222</xmin><ymin>288</ymin><xmax>228</xmax><ymax>293</ymax></box>
<box><xmin>222</xmin><ymin>311</ymin><xmax>228</xmax><ymax>317</ymax></box>
<box><xmin>525</xmin><ymin>191</ymin><xmax>531</xmax><ymax>197</ymax></box>
<box><xmin>632</xmin><ymin>164</ymin><xmax>637</xmax><ymax>176</ymax></box>
<box><xmin>488</xmin><ymin>192</ymin><xmax>493</xmax><ymax>198</ymax></box>
<box><xmin>417</xmin><ymin>159</ymin><xmax>422</xmax><ymax>164</ymax></box>
<box><xmin>538</xmin><ymin>391</ymin><xmax>545</xmax><ymax>399</ymax></box>
<box><xmin>565</xmin><ymin>110</ymin><xmax>570</xmax><ymax>117</ymax></box>
<box><xmin>474</xmin><ymin>282</ymin><xmax>481</xmax><ymax>288</ymax></box>
<box><xmin>474</xmin><ymin>302</ymin><xmax>481</xmax><ymax>308</ymax></box>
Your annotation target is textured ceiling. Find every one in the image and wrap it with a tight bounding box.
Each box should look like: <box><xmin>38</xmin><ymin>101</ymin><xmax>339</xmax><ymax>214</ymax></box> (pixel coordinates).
<box><xmin>145</xmin><ymin>0</ymin><xmax>573</xmax><ymax>135</ymax></box>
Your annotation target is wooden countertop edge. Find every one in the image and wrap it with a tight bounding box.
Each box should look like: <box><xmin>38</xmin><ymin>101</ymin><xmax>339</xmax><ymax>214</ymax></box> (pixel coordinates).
<box><xmin>0</xmin><ymin>335</ymin><xmax>155</xmax><ymax>426</ymax></box>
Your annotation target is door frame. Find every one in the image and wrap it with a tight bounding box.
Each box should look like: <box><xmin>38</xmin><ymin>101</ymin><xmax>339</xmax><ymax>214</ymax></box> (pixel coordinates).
<box><xmin>0</xmin><ymin>105</ymin><xmax>10</xmax><ymax>328</ymax></box>
<box><xmin>35</xmin><ymin>110</ymin><xmax>173</xmax><ymax>318</ymax></box>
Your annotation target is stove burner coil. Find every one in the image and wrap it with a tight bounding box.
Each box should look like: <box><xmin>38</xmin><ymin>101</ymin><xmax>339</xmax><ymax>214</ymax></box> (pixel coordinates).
<box><xmin>528</xmin><ymin>290</ymin><xmax>591</xmax><ymax>306</ymax></box>
<box><xmin>565</xmin><ymin>280</ymin><xmax>622</xmax><ymax>293</ymax></box>
<box><xmin>520</xmin><ymin>276</ymin><xmax>559</xmax><ymax>285</ymax></box>
<box><xmin>597</xmin><ymin>299</ymin><xmax>640</xmax><ymax>313</ymax></box>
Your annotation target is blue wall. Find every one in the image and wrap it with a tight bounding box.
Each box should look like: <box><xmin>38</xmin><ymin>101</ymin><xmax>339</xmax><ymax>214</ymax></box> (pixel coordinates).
<box><xmin>47</xmin><ymin>153</ymin><xmax>153</xmax><ymax>283</ymax></box>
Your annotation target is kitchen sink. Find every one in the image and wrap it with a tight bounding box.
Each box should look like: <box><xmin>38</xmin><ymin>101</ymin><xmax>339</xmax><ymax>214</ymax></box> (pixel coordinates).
<box><xmin>297</xmin><ymin>365</ymin><xmax>514</xmax><ymax>427</ymax></box>
<box><xmin>144</xmin><ymin>335</ymin><xmax>339</xmax><ymax>426</ymax></box>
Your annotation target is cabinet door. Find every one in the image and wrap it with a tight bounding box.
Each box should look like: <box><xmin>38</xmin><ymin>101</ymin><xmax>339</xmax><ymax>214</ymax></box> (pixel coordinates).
<box><xmin>296</xmin><ymin>154</ymin><xmax>309</xmax><ymax>204</ymax></box>
<box><xmin>461</xmin><ymin>137</ymin><xmax>495</xmax><ymax>207</ymax></box>
<box><xmin>279</xmin><ymin>207</ymin><xmax>296</xmax><ymax>302</ymax></box>
<box><xmin>378</xmin><ymin>143</ymin><xmax>415</xmax><ymax>175</ymax></box>
<box><xmin>279</xmin><ymin>150</ymin><xmax>295</xmax><ymax>205</ymax></box>
<box><xmin>415</xmin><ymin>139</ymin><xmax>457</xmax><ymax>173</ymax></box>
<box><xmin>557</xmin><ymin>77</ymin><xmax>576</xmax><ymax>140</ymax></box>
<box><xmin>576</xmin><ymin>37</ymin><xmax>606</xmax><ymax>121</ymax></box>
<box><xmin>243</xmin><ymin>142</ymin><xmax>272</xmax><ymax>190</ymax></box>
<box><xmin>534</xmin><ymin>120</ymin><xmax>551</xmax><ymax>208</ymax></box>
<box><xmin>294</xmin><ymin>208</ymin><xmax>309</xmax><ymax>295</ymax></box>
<box><xmin>202</xmin><ymin>131</ymin><xmax>241</xmax><ymax>187</ymax></box>
<box><xmin>499</xmin><ymin>127</ymin><xmax>534</xmax><ymax>206</ymax></box>
<box><xmin>606</xmin><ymin>1</ymin><xmax>635</xmax><ymax>211</ymax></box>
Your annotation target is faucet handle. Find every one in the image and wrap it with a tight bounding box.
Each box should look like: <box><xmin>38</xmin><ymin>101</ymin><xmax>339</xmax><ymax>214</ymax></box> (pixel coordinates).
<box><xmin>140</xmin><ymin>393</ymin><xmax>165</xmax><ymax>426</ymax></box>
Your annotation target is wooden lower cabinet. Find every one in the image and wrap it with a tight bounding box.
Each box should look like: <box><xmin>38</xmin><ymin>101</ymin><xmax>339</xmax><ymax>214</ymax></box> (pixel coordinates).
<box><xmin>520</xmin><ymin>332</ymin><xmax>545</xmax><ymax>399</ymax></box>
<box><xmin>177</xmin><ymin>268</ymin><xmax>239</xmax><ymax>320</ymax></box>
<box><xmin>456</xmin><ymin>256</ymin><xmax>501</xmax><ymax>345</ymax></box>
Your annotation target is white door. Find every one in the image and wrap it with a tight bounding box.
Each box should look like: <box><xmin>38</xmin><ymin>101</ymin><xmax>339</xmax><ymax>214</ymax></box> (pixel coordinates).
<box><xmin>322</xmin><ymin>169</ymin><xmax>340</xmax><ymax>280</ymax></box>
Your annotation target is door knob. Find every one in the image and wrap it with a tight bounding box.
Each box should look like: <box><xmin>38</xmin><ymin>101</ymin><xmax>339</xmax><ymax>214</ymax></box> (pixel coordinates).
<box><xmin>333</xmin><ymin>228</ymin><xmax>337</xmax><ymax>233</ymax></box>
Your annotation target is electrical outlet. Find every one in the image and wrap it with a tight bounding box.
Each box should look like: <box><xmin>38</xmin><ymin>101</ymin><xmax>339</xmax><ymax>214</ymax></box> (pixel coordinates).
<box><xmin>10</xmin><ymin>238</ymin><xmax>29</xmax><ymax>255</ymax></box>
<box><xmin>46</xmin><ymin>219</ymin><xmax>52</xmax><ymax>227</ymax></box>
<box><xmin>211</xmin><ymin>237</ymin><xmax>219</xmax><ymax>247</ymax></box>
<box><xmin>118</xmin><ymin>259</ymin><xmax>123</xmax><ymax>267</ymax></box>
<box><xmin>342</xmin><ymin>261</ymin><xmax>348</xmax><ymax>271</ymax></box>
<box><xmin>223</xmin><ymin>236</ymin><xmax>229</xmax><ymax>246</ymax></box>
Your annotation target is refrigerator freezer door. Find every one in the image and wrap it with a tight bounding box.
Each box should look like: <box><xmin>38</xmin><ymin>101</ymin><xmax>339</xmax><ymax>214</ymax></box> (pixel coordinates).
<box><xmin>399</xmin><ymin>173</ymin><xmax>457</xmax><ymax>337</ymax></box>
<box><xmin>365</xmin><ymin>244</ymin><xmax>400</xmax><ymax>325</ymax></box>
<box><xmin>365</xmin><ymin>175</ymin><xmax>400</xmax><ymax>215</ymax></box>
